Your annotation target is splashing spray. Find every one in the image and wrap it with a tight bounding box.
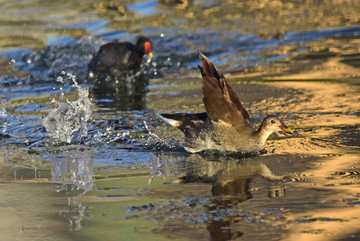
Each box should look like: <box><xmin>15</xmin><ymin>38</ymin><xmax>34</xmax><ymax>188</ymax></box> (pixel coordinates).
<box><xmin>0</xmin><ymin>108</ymin><xmax>7</xmax><ymax>134</ymax></box>
<box><xmin>43</xmin><ymin>72</ymin><xmax>92</xmax><ymax>146</ymax></box>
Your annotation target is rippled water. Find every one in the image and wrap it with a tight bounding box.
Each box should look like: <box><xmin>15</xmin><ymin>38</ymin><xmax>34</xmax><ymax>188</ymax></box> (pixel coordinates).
<box><xmin>0</xmin><ymin>0</ymin><xmax>360</xmax><ymax>241</ymax></box>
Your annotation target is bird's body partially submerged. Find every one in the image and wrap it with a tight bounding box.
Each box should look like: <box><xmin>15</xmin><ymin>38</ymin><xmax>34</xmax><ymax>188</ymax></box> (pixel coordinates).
<box><xmin>160</xmin><ymin>51</ymin><xmax>292</xmax><ymax>153</ymax></box>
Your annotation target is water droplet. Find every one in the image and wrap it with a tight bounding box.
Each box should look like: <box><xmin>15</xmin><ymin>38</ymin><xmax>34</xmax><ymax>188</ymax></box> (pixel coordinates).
<box><xmin>0</xmin><ymin>108</ymin><xmax>7</xmax><ymax>117</ymax></box>
<box><xmin>57</xmin><ymin>76</ymin><xmax>64</xmax><ymax>83</ymax></box>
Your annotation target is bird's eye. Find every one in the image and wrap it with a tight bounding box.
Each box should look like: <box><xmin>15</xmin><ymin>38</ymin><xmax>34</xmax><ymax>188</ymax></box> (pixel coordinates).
<box><xmin>271</xmin><ymin>119</ymin><xmax>276</xmax><ymax>124</ymax></box>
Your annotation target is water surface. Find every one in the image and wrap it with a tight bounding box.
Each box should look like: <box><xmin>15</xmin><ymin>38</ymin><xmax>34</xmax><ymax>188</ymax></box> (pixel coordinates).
<box><xmin>0</xmin><ymin>1</ymin><xmax>360</xmax><ymax>241</ymax></box>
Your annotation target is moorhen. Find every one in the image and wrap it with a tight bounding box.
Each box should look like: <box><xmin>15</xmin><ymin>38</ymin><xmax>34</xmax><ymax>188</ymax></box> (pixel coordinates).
<box><xmin>88</xmin><ymin>36</ymin><xmax>153</xmax><ymax>78</ymax></box>
<box><xmin>160</xmin><ymin>51</ymin><xmax>293</xmax><ymax>153</ymax></box>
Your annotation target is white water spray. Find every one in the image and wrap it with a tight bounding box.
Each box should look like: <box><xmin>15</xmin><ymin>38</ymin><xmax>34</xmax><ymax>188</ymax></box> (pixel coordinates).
<box><xmin>43</xmin><ymin>72</ymin><xmax>91</xmax><ymax>146</ymax></box>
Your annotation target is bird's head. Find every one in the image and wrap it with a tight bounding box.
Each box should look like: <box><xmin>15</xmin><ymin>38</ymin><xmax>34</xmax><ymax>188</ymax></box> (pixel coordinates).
<box><xmin>136</xmin><ymin>36</ymin><xmax>153</xmax><ymax>58</ymax></box>
<box><xmin>261</xmin><ymin>115</ymin><xmax>293</xmax><ymax>135</ymax></box>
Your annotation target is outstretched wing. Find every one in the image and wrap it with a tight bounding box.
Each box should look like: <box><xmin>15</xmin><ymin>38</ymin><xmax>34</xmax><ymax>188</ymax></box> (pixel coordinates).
<box><xmin>197</xmin><ymin>51</ymin><xmax>251</xmax><ymax>131</ymax></box>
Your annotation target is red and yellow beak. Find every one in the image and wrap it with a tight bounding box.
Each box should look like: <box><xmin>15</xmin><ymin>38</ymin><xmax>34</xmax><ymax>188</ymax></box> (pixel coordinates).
<box><xmin>145</xmin><ymin>41</ymin><xmax>153</xmax><ymax>58</ymax></box>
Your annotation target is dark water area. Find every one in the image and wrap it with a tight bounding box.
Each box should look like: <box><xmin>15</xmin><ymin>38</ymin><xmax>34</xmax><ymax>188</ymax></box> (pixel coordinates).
<box><xmin>1</xmin><ymin>0</ymin><xmax>360</xmax><ymax>241</ymax></box>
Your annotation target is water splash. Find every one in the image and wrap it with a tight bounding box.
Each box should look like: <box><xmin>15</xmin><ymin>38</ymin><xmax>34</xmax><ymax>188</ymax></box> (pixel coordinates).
<box><xmin>0</xmin><ymin>108</ymin><xmax>7</xmax><ymax>134</ymax></box>
<box><xmin>43</xmin><ymin>73</ymin><xmax>91</xmax><ymax>146</ymax></box>
<box><xmin>143</xmin><ymin>121</ymin><xmax>181</xmax><ymax>151</ymax></box>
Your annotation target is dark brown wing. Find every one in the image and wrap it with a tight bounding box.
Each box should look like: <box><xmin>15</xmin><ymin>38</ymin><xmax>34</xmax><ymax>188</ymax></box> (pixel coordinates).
<box><xmin>197</xmin><ymin>51</ymin><xmax>251</xmax><ymax>131</ymax></box>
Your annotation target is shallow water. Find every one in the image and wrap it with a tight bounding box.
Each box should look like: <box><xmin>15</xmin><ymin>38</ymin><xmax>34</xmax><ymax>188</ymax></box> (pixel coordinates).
<box><xmin>1</xmin><ymin>1</ymin><xmax>360</xmax><ymax>241</ymax></box>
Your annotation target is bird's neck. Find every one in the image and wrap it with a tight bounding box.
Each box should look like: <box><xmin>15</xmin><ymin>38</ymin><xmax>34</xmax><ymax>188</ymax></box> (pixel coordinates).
<box><xmin>255</xmin><ymin>124</ymin><xmax>274</xmax><ymax>146</ymax></box>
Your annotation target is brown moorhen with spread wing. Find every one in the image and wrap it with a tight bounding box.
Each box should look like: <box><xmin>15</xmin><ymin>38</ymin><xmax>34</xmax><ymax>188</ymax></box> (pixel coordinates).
<box><xmin>160</xmin><ymin>51</ymin><xmax>293</xmax><ymax>153</ymax></box>
<box><xmin>88</xmin><ymin>36</ymin><xmax>153</xmax><ymax>78</ymax></box>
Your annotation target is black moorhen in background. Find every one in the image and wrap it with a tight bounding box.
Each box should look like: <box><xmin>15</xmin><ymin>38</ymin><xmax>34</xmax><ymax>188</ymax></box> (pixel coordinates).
<box><xmin>88</xmin><ymin>36</ymin><xmax>153</xmax><ymax>78</ymax></box>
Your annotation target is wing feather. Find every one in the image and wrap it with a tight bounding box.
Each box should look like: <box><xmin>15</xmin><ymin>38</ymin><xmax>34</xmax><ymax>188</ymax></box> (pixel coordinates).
<box><xmin>197</xmin><ymin>51</ymin><xmax>251</xmax><ymax>131</ymax></box>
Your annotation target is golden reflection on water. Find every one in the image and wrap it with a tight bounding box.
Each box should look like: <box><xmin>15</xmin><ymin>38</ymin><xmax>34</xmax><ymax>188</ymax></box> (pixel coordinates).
<box><xmin>247</xmin><ymin>81</ymin><xmax>360</xmax><ymax>155</ymax></box>
<box><xmin>281</xmin><ymin>154</ymin><xmax>360</xmax><ymax>241</ymax></box>
<box><xmin>228</xmin><ymin>37</ymin><xmax>360</xmax><ymax>80</ymax></box>
<box><xmin>136</xmin><ymin>152</ymin><xmax>360</xmax><ymax>241</ymax></box>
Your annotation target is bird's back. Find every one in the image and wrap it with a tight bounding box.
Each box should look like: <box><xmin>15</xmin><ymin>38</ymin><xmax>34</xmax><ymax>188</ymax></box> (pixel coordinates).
<box><xmin>88</xmin><ymin>42</ymin><xmax>144</xmax><ymax>77</ymax></box>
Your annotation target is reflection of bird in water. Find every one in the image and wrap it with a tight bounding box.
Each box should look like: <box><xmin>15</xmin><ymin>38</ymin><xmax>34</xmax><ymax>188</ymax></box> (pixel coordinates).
<box><xmin>206</xmin><ymin>160</ymin><xmax>284</xmax><ymax>241</ymax></box>
<box><xmin>176</xmin><ymin>155</ymin><xmax>286</xmax><ymax>241</ymax></box>
<box><xmin>177</xmin><ymin>155</ymin><xmax>285</xmax><ymax>202</ymax></box>
<box><xmin>149</xmin><ymin>152</ymin><xmax>288</xmax><ymax>241</ymax></box>
<box><xmin>91</xmin><ymin>75</ymin><xmax>148</xmax><ymax>111</ymax></box>
<box><xmin>160</xmin><ymin>51</ymin><xmax>293</xmax><ymax>153</ymax></box>
<box><xmin>88</xmin><ymin>36</ymin><xmax>153</xmax><ymax>111</ymax></box>
<box><xmin>88</xmin><ymin>36</ymin><xmax>153</xmax><ymax>78</ymax></box>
